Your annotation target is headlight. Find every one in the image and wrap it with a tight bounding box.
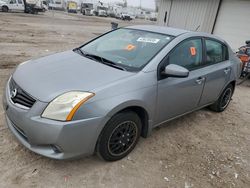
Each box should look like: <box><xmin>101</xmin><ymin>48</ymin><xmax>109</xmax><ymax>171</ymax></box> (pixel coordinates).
<box><xmin>42</xmin><ymin>91</ymin><xmax>95</xmax><ymax>121</ymax></box>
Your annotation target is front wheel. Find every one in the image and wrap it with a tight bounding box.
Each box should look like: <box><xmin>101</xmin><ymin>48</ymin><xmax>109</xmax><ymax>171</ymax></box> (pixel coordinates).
<box><xmin>2</xmin><ymin>6</ymin><xmax>9</xmax><ymax>12</ymax></box>
<box><xmin>209</xmin><ymin>84</ymin><xmax>234</xmax><ymax>112</ymax></box>
<box><xmin>97</xmin><ymin>111</ymin><xmax>142</xmax><ymax>161</ymax></box>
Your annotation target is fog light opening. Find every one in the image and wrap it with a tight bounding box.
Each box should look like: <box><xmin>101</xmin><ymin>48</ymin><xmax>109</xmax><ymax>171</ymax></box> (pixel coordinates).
<box><xmin>51</xmin><ymin>145</ymin><xmax>62</xmax><ymax>153</ymax></box>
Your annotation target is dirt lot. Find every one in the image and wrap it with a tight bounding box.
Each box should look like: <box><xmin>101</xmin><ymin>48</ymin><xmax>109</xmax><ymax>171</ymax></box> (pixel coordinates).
<box><xmin>0</xmin><ymin>11</ymin><xmax>250</xmax><ymax>188</ymax></box>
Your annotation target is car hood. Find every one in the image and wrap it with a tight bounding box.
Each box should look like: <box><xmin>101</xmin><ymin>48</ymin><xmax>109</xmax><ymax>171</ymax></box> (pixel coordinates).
<box><xmin>13</xmin><ymin>50</ymin><xmax>134</xmax><ymax>102</ymax></box>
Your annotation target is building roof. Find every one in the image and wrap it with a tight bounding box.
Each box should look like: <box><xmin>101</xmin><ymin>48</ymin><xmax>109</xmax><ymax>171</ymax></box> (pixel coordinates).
<box><xmin>125</xmin><ymin>25</ymin><xmax>189</xmax><ymax>36</ymax></box>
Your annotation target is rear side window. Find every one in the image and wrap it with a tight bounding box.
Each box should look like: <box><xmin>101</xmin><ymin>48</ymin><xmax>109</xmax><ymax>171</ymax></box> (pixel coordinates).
<box><xmin>205</xmin><ymin>39</ymin><xmax>228</xmax><ymax>64</ymax></box>
<box><xmin>168</xmin><ymin>38</ymin><xmax>202</xmax><ymax>70</ymax></box>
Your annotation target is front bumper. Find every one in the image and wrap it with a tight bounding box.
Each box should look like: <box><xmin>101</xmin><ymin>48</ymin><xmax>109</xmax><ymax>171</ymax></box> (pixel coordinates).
<box><xmin>2</xmin><ymin>82</ymin><xmax>106</xmax><ymax>160</ymax></box>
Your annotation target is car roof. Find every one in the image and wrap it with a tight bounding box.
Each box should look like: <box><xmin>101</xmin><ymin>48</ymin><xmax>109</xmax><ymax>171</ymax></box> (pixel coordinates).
<box><xmin>125</xmin><ymin>25</ymin><xmax>189</xmax><ymax>36</ymax></box>
<box><xmin>125</xmin><ymin>25</ymin><xmax>228</xmax><ymax>45</ymax></box>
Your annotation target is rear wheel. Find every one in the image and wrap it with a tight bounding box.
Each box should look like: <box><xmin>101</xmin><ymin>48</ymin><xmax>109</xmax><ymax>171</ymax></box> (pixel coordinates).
<box><xmin>209</xmin><ymin>84</ymin><xmax>233</xmax><ymax>112</ymax></box>
<box><xmin>2</xmin><ymin>6</ymin><xmax>9</xmax><ymax>12</ymax></box>
<box><xmin>97</xmin><ymin>111</ymin><xmax>141</xmax><ymax>161</ymax></box>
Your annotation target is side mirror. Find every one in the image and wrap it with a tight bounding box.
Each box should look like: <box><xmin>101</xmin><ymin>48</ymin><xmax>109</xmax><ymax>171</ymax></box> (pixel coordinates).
<box><xmin>162</xmin><ymin>64</ymin><xmax>189</xmax><ymax>78</ymax></box>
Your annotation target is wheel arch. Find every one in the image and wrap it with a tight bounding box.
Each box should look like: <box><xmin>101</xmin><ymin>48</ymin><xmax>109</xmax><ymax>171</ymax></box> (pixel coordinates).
<box><xmin>115</xmin><ymin>106</ymin><xmax>150</xmax><ymax>138</ymax></box>
<box><xmin>230</xmin><ymin>80</ymin><xmax>236</xmax><ymax>93</ymax></box>
<box><xmin>94</xmin><ymin>104</ymin><xmax>152</xmax><ymax>154</ymax></box>
<box><xmin>102</xmin><ymin>97</ymin><xmax>153</xmax><ymax>132</ymax></box>
<box><xmin>209</xmin><ymin>80</ymin><xmax>236</xmax><ymax>112</ymax></box>
<box><xmin>218</xmin><ymin>79</ymin><xmax>236</xmax><ymax>100</ymax></box>
<box><xmin>105</xmin><ymin>101</ymin><xmax>152</xmax><ymax>137</ymax></box>
<box><xmin>2</xmin><ymin>5</ymin><xmax>9</xmax><ymax>11</ymax></box>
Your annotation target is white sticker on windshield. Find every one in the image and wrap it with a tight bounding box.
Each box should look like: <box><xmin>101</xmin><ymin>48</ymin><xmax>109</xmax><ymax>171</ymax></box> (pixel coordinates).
<box><xmin>137</xmin><ymin>37</ymin><xmax>160</xmax><ymax>43</ymax></box>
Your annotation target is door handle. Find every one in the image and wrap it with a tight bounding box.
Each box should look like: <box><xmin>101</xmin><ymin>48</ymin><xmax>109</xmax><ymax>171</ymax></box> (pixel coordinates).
<box><xmin>224</xmin><ymin>68</ymin><xmax>230</xmax><ymax>75</ymax></box>
<box><xmin>196</xmin><ymin>77</ymin><xmax>205</xmax><ymax>85</ymax></box>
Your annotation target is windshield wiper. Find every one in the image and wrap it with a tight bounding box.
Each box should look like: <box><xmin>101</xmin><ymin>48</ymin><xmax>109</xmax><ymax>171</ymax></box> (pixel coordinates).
<box><xmin>75</xmin><ymin>48</ymin><xmax>127</xmax><ymax>71</ymax></box>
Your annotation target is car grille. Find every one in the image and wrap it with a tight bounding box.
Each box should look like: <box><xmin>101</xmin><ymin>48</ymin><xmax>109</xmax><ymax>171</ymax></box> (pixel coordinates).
<box><xmin>9</xmin><ymin>78</ymin><xmax>36</xmax><ymax>109</ymax></box>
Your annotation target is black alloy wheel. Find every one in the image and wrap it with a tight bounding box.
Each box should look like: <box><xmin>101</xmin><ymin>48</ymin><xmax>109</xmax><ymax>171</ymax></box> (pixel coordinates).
<box><xmin>108</xmin><ymin>121</ymin><xmax>138</xmax><ymax>156</ymax></box>
<box><xmin>97</xmin><ymin>111</ymin><xmax>142</xmax><ymax>161</ymax></box>
<box><xmin>220</xmin><ymin>87</ymin><xmax>232</xmax><ymax>109</ymax></box>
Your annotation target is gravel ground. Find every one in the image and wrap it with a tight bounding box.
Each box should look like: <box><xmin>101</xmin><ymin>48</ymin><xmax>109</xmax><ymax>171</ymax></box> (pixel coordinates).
<box><xmin>0</xmin><ymin>11</ymin><xmax>249</xmax><ymax>188</ymax></box>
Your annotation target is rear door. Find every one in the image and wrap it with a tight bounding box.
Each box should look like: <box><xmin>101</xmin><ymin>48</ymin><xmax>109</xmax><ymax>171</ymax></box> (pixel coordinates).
<box><xmin>156</xmin><ymin>38</ymin><xmax>206</xmax><ymax>124</ymax></box>
<box><xmin>198</xmin><ymin>38</ymin><xmax>231</xmax><ymax>106</ymax></box>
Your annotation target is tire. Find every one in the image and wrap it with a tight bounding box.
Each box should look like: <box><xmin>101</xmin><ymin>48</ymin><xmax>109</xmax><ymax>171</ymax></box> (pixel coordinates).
<box><xmin>2</xmin><ymin>6</ymin><xmax>8</xmax><ymax>12</ymax></box>
<box><xmin>97</xmin><ymin>111</ymin><xmax>142</xmax><ymax>161</ymax></box>
<box><xmin>209</xmin><ymin>84</ymin><xmax>234</xmax><ymax>112</ymax></box>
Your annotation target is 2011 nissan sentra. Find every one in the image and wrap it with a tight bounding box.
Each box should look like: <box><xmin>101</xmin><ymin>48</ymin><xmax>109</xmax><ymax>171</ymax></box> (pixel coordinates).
<box><xmin>2</xmin><ymin>25</ymin><xmax>241</xmax><ymax>161</ymax></box>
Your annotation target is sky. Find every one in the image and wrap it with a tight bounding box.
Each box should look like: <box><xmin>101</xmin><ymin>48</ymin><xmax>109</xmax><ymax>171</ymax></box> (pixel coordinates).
<box><xmin>102</xmin><ymin>0</ymin><xmax>156</xmax><ymax>10</ymax></box>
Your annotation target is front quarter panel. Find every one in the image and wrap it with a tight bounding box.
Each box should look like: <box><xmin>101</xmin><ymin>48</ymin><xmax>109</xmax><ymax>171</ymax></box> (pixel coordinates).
<box><xmin>73</xmin><ymin>71</ymin><xmax>157</xmax><ymax>135</ymax></box>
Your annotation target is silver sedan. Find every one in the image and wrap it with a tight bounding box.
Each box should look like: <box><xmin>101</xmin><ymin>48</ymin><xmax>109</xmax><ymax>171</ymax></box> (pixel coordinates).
<box><xmin>2</xmin><ymin>25</ymin><xmax>241</xmax><ymax>161</ymax></box>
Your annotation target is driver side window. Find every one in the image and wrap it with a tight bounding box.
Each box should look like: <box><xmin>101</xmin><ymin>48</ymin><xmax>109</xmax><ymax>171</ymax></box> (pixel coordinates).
<box><xmin>168</xmin><ymin>38</ymin><xmax>202</xmax><ymax>70</ymax></box>
<box><xmin>10</xmin><ymin>0</ymin><xmax>16</xmax><ymax>4</ymax></box>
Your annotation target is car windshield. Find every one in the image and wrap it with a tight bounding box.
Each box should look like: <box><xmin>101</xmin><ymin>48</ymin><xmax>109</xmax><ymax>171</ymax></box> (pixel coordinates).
<box><xmin>80</xmin><ymin>28</ymin><xmax>173</xmax><ymax>71</ymax></box>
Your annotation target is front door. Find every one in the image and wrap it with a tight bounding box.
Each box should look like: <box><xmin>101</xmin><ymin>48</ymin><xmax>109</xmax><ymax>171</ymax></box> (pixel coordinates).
<box><xmin>156</xmin><ymin>38</ymin><xmax>205</xmax><ymax>124</ymax></box>
<box><xmin>8</xmin><ymin>0</ymin><xmax>19</xmax><ymax>11</ymax></box>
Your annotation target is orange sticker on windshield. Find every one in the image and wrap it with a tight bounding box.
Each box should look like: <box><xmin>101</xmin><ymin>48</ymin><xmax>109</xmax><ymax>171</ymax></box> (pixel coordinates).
<box><xmin>125</xmin><ymin>44</ymin><xmax>136</xmax><ymax>51</ymax></box>
<box><xmin>190</xmin><ymin>47</ymin><xmax>196</xmax><ymax>56</ymax></box>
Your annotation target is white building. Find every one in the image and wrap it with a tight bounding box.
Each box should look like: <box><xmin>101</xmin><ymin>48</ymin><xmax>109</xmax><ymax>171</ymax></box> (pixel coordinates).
<box><xmin>157</xmin><ymin>0</ymin><xmax>250</xmax><ymax>50</ymax></box>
